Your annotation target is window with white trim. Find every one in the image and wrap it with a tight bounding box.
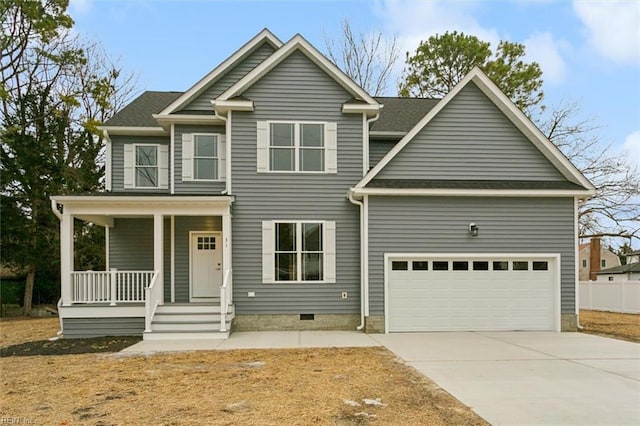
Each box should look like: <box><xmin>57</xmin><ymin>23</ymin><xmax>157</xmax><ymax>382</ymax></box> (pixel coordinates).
<box><xmin>262</xmin><ymin>220</ymin><xmax>336</xmax><ymax>283</ymax></box>
<box><xmin>193</xmin><ymin>134</ymin><xmax>218</xmax><ymax>180</ymax></box>
<box><xmin>256</xmin><ymin>121</ymin><xmax>337</xmax><ymax>173</ymax></box>
<box><xmin>181</xmin><ymin>133</ymin><xmax>226</xmax><ymax>182</ymax></box>
<box><xmin>135</xmin><ymin>144</ymin><xmax>158</xmax><ymax>187</ymax></box>
<box><xmin>123</xmin><ymin>143</ymin><xmax>169</xmax><ymax>189</ymax></box>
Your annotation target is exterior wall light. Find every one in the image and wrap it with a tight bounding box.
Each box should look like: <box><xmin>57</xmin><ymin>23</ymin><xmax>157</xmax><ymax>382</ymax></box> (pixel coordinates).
<box><xmin>469</xmin><ymin>223</ymin><xmax>479</xmax><ymax>237</ymax></box>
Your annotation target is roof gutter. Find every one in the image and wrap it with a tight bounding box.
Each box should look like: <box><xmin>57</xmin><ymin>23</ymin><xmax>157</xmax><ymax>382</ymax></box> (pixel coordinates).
<box><xmin>51</xmin><ymin>199</ymin><xmax>63</xmax><ymax>221</ymax></box>
<box><xmin>351</xmin><ymin>187</ymin><xmax>596</xmax><ymax>198</ymax></box>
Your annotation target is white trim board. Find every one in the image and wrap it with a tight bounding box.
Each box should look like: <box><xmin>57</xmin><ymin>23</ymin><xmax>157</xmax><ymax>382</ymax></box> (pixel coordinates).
<box><xmin>356</xmin><ymin>67</ymin><xmax>595</xmax><ymax>193</ymax></box>
<box><xmin>99</xmin><ymin>126</ymin><xmax>168</xmax><ymax>136</ymax></box>
<box><xmin>159</xmin><ymin>29</ymin><xmax>282</xmax><ymax>115</ymax></box>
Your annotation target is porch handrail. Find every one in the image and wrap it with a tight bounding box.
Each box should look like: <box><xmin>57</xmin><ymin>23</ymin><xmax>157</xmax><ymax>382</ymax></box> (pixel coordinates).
<box><xmin>219</xmin><ymin>269</ymin><xmax>232</xmax><ymax>332</ymax></box>
<box><xmin>144</xmin><ymin>270</ymin><xmax>161</xmax><ymax>333</ymax></box>
<box><xmin>70</xmin><ymin>270</ymin><xmax>154</xmax><ymax>304</ymax></box>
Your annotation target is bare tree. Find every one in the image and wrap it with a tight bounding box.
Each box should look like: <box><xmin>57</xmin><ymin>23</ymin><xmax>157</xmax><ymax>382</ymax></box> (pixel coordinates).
<box><xmin>538</xmin><ymin>102</ymin><xmax>640</xmax><ymax>243</ymax></box>
<box><xmin>325</xmin><ymin>20</ymin><xmax>400</xmax><ymax>96</ymax></box>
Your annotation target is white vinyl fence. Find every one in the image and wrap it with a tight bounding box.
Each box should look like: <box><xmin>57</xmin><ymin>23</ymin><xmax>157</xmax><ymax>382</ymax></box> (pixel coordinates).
<box><xmin>579</xmin><ymin>281</ymin><xmax>640</xmax><ymax>314</ymax></box>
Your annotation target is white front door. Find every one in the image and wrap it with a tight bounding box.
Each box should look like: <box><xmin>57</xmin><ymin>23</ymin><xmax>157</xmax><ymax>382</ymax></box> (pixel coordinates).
<box><xmin>190</xmin><ymin>232</ymin><xmax>222</xmax><ymax>300</ymax></box>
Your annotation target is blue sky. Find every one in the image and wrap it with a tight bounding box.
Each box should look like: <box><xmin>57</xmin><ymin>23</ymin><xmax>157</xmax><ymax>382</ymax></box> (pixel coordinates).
<box><xmin>69</xmin><ymin>0</ymin><xmax>640</xmax><ymax>166</ymax></box>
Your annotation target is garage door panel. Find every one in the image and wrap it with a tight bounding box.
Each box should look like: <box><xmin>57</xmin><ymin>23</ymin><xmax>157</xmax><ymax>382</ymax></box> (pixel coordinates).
<box><xmin>388</xmin><ymin>256</ymin><xmax>556</xmax><ymax>332</ymax></box>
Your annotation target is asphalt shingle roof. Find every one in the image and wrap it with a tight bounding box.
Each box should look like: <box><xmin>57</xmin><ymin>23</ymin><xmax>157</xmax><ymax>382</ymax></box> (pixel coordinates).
<box><xmin>372</xmin><ymin>97</ymin><xmax>440</xmax><ymax>133</ymax></box>
<box><xmin>596</xmin><ymin>262</ymin><xmax>640</xmax><ymax>274</ymax></box>
<box><xmin>103</xmin><ymin>91</ymin><xmax>441</xmax><ymax>134</ymax></box>
<box><xmin>104</xmin><ymin>91</ymin><xmax>183</xmax><ymax>127</ymax></box>
<box><xmin>366</xmin><ymin>180</ymin><xmax>586</xmax><ymax>190</ymax></box>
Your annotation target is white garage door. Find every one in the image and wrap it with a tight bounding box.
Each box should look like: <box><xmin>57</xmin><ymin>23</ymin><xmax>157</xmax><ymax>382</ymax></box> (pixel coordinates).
<box><xmin>387</xmin><ymin>256</ymin><xmax>557</xmax><ymax>332</ymax></box>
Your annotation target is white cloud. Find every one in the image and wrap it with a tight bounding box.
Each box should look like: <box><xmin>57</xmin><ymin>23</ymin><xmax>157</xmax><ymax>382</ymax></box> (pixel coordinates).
<box><xmin>523</xmin><ymin>32</ymin><xmax>567</xmax><ymax>85</ymax></box>
<box><xmin>622</xmin><ymin>131</ymin><xmax>640</xmax><ymax>169</ymax></box>
<box><xmin>373</xmin><ymin>0</ymin><xmax>570</xmax><ymax>90</ymax></box>
<box><xmin>573</xmin><ymin>0</ymin><xmax>640</xmax><ymax>65</ymax></box>
<box><xmin>69</xmin><ymin>0</ymin><xmax>91</xmax><ymax>15</ymax></box>
<box><xmin>373</xmin><ymin>0</ymin><xmax>501</xmax><ymax>59</ymax></box>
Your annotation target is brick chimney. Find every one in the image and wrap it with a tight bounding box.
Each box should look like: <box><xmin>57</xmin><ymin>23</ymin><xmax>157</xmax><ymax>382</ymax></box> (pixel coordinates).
<box><xmin>589</xmin><ymin>238</ymin><xmax>601</xmax><ymax>281</ymax></box>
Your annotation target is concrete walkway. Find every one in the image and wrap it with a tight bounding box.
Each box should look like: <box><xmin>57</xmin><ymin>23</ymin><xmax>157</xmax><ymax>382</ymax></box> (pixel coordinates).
<box><xmin>371</xmin><ymin>331</ymin><xmax>640</xmax><ymax>425</ymax></box>
<box><xmin>121</xmin><ymin>331</ymin><xmax>380</xmax><ymax>353</ymax></box>
<box><xmin>122</xmin><ymin>331</ymin><xmax>640</xmax><ymax>424</ymax></box>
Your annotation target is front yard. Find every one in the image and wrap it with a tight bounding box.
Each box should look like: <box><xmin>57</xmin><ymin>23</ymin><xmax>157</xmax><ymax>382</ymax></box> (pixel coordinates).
<box><xmin>0</xmin><ymin>318</ymin><xmax>486</xmax><ymax>425</ymax></box>
<box><xmin>579</xmin><ymin>309</ymin><xmax>640</xmax><ymax>342</ymax></box>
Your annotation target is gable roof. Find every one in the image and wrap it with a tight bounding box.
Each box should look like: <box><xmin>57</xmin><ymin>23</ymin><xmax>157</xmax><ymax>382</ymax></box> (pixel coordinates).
<box><xmin>104</xmin><ymin>91</ymin><xmax>182</xmax><ymax>127</ymax></box>
<box><xmin>216</xmin><ymin>34</ymin><xmax>379</xmax><ymax>107</ymax></box>
<box><xmin>355</xmin><ymin>67</ymin><xmax>596</xmax><ymax>193</ymax></box>
<box><xmin>158</xmin><ymin>28</ymin><xmax>283</xmax><ymax>115</ymax></box>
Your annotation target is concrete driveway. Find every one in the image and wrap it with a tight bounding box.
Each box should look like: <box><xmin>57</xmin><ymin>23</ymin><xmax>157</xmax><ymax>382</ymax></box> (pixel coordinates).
<box><xmin>372</xmin><ymin>332</ymin><xmax>640</xmax><ymax>425</ymax></box>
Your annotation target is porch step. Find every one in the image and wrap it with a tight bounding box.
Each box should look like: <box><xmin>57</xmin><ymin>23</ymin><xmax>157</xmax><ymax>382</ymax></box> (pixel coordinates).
<box><xmin>144</xmin><ymin>303</ymin><xmax>234</xmax><ymax>340</ymax></box>
<box><xmin>155</xmin><ymin>302</ymin><xmax>223</xmax><ymax>314</ymax></box>
<box><xmin>143</xmin><ymin>329</ymin><xmax>231</xmax><ymax>340</ymax></box>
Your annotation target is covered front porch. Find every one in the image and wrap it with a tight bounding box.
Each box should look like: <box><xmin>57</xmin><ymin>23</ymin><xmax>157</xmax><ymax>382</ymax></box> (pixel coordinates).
<box><xmin>50</xmin><ymin>195</ymin><xmax>235</xmax><ymax>339</ymax></box>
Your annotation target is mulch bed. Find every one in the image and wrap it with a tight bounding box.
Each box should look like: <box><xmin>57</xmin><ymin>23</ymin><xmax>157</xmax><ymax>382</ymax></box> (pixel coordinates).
<box><xmin>0</xmin><ymin>336</ymin><xmax>142</xmax><ymax>357</ymax></box>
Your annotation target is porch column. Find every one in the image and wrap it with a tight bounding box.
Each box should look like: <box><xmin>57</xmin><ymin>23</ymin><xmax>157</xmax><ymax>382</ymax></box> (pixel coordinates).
<box><xmin>60</xmin><ymin>213</ymin><xmax>74</xmax><ymax>306</ymax></box>
<box><xmin>154</xmin><ymin>213</ymin><xmax>164</xmax><ymax>305</ymax></box>
<box><xmin>222</xmin><ymin>210</ymin><xmax>232</xmax><ymax>300</ymax></box>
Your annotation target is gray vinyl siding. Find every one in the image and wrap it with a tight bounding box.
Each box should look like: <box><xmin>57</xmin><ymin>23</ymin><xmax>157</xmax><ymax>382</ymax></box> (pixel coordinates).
<box><xmin>183</xmin><ymin>42</ymin><xmax>277</xmax><ymax>111</ymax></box>
<box><xmin>174</xmin><ymin>216</ymin><xmax>222</xmax><ymax>302</ymax></box>
<box><xmin>109</xmin><ymin>218</ymin><xmax>154</xmax><ymax>270</ymax></box>
<box><xmin>173</xmin><ymin>124</ymin><xmax>226</xmax><ymax>194</ymax></box>
<box><xmin>367</xmin><ymin>196</ymin><xmax>576</xmax><ymax>315</ymax></box>
<box><xmin>110</xmin><ymin>135</ymin><xmax>170</xmax><ymax>193</ymax></box>
<box><xmin>62</xmin><ymin>317</ymin><xmax>144</xmax><ymax>338</ymax></box>
<box><xmin>375</xmin><ymin>83</ymin><xmax>566</xmax><ymax>181</ymax></box>
<box><xmin>230</xmin><ymin>50</ymin><xmax>362</xmax><ymax>315</ymax></box>
<box><xmin>109</xmin><ymin>218</ymin><xmax>171</xmax><ymax>303</ymax></box>
<box><xmin>109</xmin><ymin>217</ymin><xmax>221</xmax><ymax>303</ymax></box>
<box><xmin>369</xmin><ymin>139</ymin><xmax>397</xmax><ymax>169</ymax></box>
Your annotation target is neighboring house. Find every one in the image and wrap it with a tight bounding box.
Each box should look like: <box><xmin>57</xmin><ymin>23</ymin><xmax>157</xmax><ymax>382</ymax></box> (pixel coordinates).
<box><xmin>626</xmin><ymin>250</ymin><xmax>640</xmax><ymax>265</ymax></box>
<box><xmin>51</xmin><ymin>29</ymin><xmax>595</xmax><ymax>340</ymax></box>
<box><xmin>595</xmin><ymin>250</ymin><xmax>640</xmax><ymax>282</ymax></box>
<box><xmin>578</xmin><ymin>239</ymin><xmax>621</xmax><ymax>281</ymax></box>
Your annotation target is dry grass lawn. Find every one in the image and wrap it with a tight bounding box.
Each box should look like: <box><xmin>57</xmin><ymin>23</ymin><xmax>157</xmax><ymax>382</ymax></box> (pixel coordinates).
<box><xmin>0</xmin><ymin>316</ymin><xmax>60</xmax><ymax>346</ymax></box>
<box><xmin>579</xmin><ymin>309</ymin><xmax>640</xmax><ymax>342</ymax></box>
<box><xmin>1</xmin><ymin>318</ymin><xmax>486</xmax><ymax>425</ymax></box>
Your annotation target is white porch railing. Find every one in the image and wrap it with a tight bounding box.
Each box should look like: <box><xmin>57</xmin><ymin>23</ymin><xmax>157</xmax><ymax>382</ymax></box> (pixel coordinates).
<box><xmin>219</xmin><ymin>269</ymin><xmax>232</xmax><ymax>332</ymax></box>
<box><xmin>70</xmin><ymin>270</ymin><xmax>155</xmax><ymax>304</ymax></box>
<box><xmin>144</xmin><ymin>271</ymin><xmax>161</xmax><ymax>332</ymax></box>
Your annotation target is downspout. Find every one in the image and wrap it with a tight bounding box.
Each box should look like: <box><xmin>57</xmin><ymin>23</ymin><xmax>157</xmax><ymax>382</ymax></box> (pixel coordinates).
<box><xmin>348</xmin><ymin>189</ymin><xmax>366</xmax><ymax>331</ymax></box>
<box><xmin>50</xmin><ymin>199</ymin><xmax>64</xmax><ymax>336</ymax></box>
<box><xmin>363</xmin><ymin>113</ymin><xmax>380</xmax><ymax>175</ymax></box>
<box><xmin>212</xmin><ymin>103</ymin><xmax>231</xmax><ymax>195</ymax></box>
<box><xmin>103</xmin><ymin>129</ymin><xmax>112</xmax><ymax>192</ymax></box>
<box><xmin>575</xmin><ymin>196</ymin><xmax>584</xmax><ymax>330</ymax></box>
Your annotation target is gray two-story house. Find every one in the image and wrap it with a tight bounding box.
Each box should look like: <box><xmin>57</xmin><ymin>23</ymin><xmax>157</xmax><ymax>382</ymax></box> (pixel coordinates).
<box><xmin>51</xmin><ymin>29</ymin><xmax>595</xmax><ymax>340</ymax></box>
